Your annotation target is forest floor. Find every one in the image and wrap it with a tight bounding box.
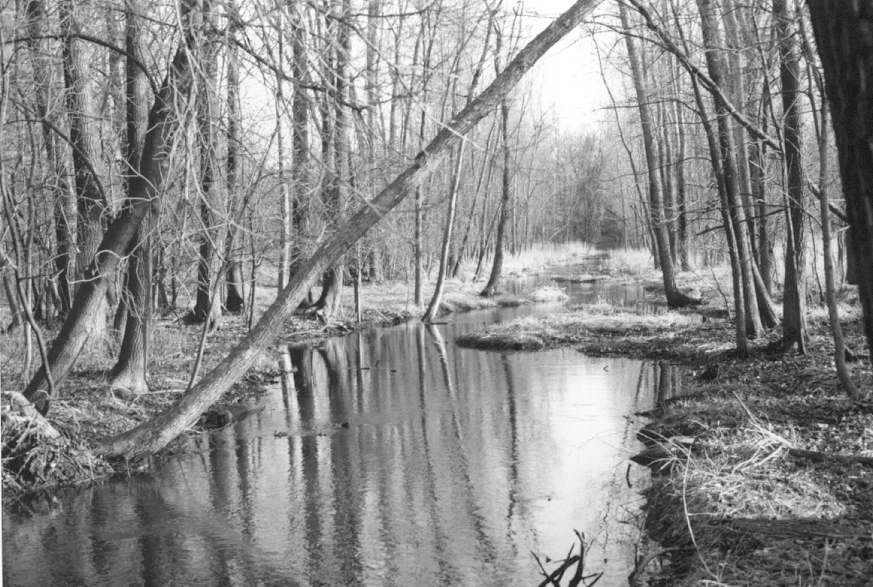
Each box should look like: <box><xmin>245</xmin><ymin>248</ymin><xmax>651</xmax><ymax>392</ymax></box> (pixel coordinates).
<box><xmin>458</xmin><ymin>271</ymin><xmax>873</xmax><ymax>586</ymax></box>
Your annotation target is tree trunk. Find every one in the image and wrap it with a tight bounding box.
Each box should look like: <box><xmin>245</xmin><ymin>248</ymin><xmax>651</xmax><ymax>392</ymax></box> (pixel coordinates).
<box><xmin>23</xmin><ymin>14</ymin><xmax>202</xmax><ymax>413</ymax></box>
<box><xmin>61</xmin><ymin>0</ymin><xmax>106</xmax><ymax>298</ymax></box>
<box><xmin>93</xmin><ymin>0</ymin><xmax>602</xmax><ymax>458</ymax></box>
<box><xmin>26</xmin><ymin>0</ymin><xmax>76</xmax><ymax>316</ymax></box>
<box><xmin>223</xmin><ymin>17</ymin><xmax>245</xmax><ymax>317</ymax></box>
<box><xmin>619</xmin><ymin>2</ymin><xmax>693</xmax><ymax>308</ymax></box>
<box><xmin>275</xmin><ymin>7</ymin><xmax>291</xmax><ymax>292</ymax></box>
<box><xmin>480</xmin><ymin>99</ymin><xmax>511</xmax><ymax>298</ymax></box>
<box><xmin>671</xmin><ymin>72</ymin><xmax>690</xmax><ymax>270</ymax></box>
<box><xmin>749</xmin><ymin>140</ymin><xmax>773</xmax><ymax>293</ymax></box>
<box><xmin>689</xmin><ymin>71</ymin><xmax>748</xmax><ymax>355</ymax></box>
<box><xmin>289</xmin><ymin>4</ymin><xmax>309</xmax><ymax>273</ymax></box>
<box><xmin>185</xmin><ymin>0</ymin><xmax>222</xmax><ymax>330</ymax></box>
<box><xmin>424</xmin><ymin>143</ymin><xmax>465</xmax><ymax>320</ymax></box>
<box><xmin>697</xmin><ymin>0</ymin><xmax>765</xmax><ymax>336</ymax></box>
<box><xmin>775</xmin><ymin>0</ymin><xmax>807</xmax><ymax>352</ymax></box>
<box><xmin>806</xmin><ymin>0</ymin><xmax>873</xmax><ymax>371</ymax></box>
<box><xmin>815</xmin><ymin>98</ymin><xmax>857</xmax><ymax>398</ymax></box>
<box><xmin>722</xmin><ymin>0</ymin><xmax>758</xmax><ymax>260</ymax></box>
<box><xmin>109</xmin><ymin>0</ymin><xmax>152</xmax><ymax>396</ymax></box>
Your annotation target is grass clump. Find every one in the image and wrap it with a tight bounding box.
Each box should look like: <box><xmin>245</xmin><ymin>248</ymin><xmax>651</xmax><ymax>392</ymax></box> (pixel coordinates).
<box><xmin>457</xmin><ymin>305</ymin><xmax>700</xmax><ymax>353</ymax></box>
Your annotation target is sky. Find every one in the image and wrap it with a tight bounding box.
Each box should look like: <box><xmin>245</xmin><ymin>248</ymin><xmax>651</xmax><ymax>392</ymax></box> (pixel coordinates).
<box><xmin>524</xmin><ymin>1</ymin><xmax>622</xmax><ymax>132</ymax></box>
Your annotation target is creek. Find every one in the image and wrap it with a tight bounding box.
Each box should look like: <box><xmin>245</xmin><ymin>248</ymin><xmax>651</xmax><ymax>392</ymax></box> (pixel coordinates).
<box><xmin>2</xmin><ymin>263</ymin><xmax>683</xmax><ymax>587</ymax></box>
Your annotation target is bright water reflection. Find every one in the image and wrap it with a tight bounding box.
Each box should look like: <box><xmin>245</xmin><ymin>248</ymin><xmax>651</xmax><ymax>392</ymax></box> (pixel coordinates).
<box><xmin>3</xmin><ymin>281</ymin><xmax>675</xmax><ymax>587</ymax></box>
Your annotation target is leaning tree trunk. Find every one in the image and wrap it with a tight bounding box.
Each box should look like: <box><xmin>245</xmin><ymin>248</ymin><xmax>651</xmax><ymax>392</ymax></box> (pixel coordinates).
<box><xmin>689</xmin><ymin>72</ymin><xmax>748</xmax><ymax>355</ymax></box>
<box><xmin>776</xmin><ymin>0</ymin><xmax>808</xmax><ymax>352</ymax></box>
<box><xmin>427</xmin><ymin>14</ymin><xmax>492</xmax><ymax>315</ymax></box>
<box><xmin>806</xmin><ymin>0</ymin><xmax>873</xmax><ymax>370</ymax></box>
<box><xmin>23</xmin><ymin>27</ymin><xmax>200</xmax><ymax>414</ymax></box>
<box><xmin>424</xmin><ymin>142</ymin><xmax>465</xmax><ymax>320</ymax></box>
<box><xmin>93</xmin><ymin>0</ymin><xmax>603</xmax><ymax>458</ymax></box>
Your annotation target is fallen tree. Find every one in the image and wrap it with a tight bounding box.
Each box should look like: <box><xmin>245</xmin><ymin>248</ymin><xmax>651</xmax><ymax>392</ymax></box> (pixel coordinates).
<box><xmin>94</xmin><ymin>0</ymin><xmax>601</xmax><ymax>458</ymax></box>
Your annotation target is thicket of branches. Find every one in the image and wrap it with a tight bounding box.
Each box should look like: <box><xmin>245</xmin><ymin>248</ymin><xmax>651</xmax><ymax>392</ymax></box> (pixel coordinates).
<box><xmin>2</xmin><ymin>0</ymin><xmax>872</xmax><ymax>455</ymax></box>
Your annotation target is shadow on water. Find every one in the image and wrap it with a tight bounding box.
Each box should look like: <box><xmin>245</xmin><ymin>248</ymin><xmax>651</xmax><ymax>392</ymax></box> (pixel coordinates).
<box><xmin>3</xmin><ymin>278</ymin><xmax>683</xmax><ymax>587</ymax></box>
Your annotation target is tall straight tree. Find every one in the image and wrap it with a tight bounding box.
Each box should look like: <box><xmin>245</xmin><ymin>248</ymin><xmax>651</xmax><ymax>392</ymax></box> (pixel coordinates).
<box><xmin>310</xmin><ymin>0</ymin><xmax>350</xmax><ymax>319</ymax></box>
<box><xmin>289</xmin><ymin>1</ymin><xmax>309</xmax><ymax>274</ymax></box>
<box><xmin>275</xmin><ymin>6</ymin><xmax>291</xmax><ymax>291</ymax></box>
<box><xmin>619</xmin><ymin>2</ymin><xmax>693</xmax><ymax>308</ymax></box>
<box><xmin>481</xmin><ymin>14</ymin><xmax>514</xmax><ymax>298</ymax></box>
<box><xmin>696</xmin><ymin>0</ymin><xmax>766</xmax><ymax>335</ymax></box>
<box><xmin>109</xmin><ymin>0</ymin><xmax>154</xmax><ymax>395</ymax></box>
<box><xmin>224</xmin><ymin>0</ymin><xmax>245</xmax><ymax>314</ymax></box>
<box><xmin>60</xmin><ymin>0</ymin><xmax>106</xmax><ymax>294</ymax></box>
<box><xmin>775</xmin><ymin>0</ymin><xmax>807</xmax><ymax>352</ymax></box>
<box><xmin>25</xmin><ymin>0</ymin><xmax>76</xmax><ymax>316</ymax></box>
<box><xmin>185</xmin><ymin>0</ymin><xmax>222</xmax><ymax>330</ymax></box>
<box><xmin>806</xmin><ymin>0</ymin><xmax>873</xmax><ymax>371</ymax></box>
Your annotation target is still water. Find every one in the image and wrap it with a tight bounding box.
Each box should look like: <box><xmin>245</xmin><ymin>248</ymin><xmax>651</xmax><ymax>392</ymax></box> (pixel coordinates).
<box><xmin>3</xmin><ymin>273</ymin><xmax>678</xmax><ymax>587</ymax></box>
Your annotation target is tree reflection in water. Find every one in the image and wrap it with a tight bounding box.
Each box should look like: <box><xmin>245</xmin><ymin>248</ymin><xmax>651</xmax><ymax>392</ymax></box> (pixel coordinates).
<box><xmin>4</xmin><ymin>318</ymin><xmax>668</xmax><ymax>587</ymax></box>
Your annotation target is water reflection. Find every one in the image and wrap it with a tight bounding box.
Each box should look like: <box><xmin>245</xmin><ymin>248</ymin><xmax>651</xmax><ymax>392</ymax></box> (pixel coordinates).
<box><xmin>4</xmin><ymin>307</ymin><xmax>664</xmax><ymax>587</ymax></box>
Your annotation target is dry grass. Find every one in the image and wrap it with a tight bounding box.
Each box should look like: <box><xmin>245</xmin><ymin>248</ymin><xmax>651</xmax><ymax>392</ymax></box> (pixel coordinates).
<box><xmin>604</xmin><ymin>247</ymin><xmax>656</xmax><ymax>275</ymax></box>
<box><xmin>636</xmin><ymin>341</ymin><xmax>873</xmax><ymax>587</ymax></box>
<box><xmin>458</xmin><ymin>241</ymin><xmax>600</xmax><ymax>277</ymax></box>
<box><xmin>457</xmin><ymin>305</ymin><xmax>701</xmax><ymax>351</ymax></box>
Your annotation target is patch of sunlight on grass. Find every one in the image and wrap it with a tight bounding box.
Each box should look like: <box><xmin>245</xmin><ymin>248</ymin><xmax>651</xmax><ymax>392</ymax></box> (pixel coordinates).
<box><xmin>459</xmin><ymin>241</ymin><xmax>601</xmax><ymax>277</ymax></box>
<box><xmin>604</xmin><ymin>247</ymin><xmax>654</xmax><ymax>274</ymax></box>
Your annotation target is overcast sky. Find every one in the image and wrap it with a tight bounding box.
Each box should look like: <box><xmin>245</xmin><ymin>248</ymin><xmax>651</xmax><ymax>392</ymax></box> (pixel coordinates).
<box><xmin>526</xmin><ymin>1</ymin><xmax>622</xmax><ymax>132</ymax></box>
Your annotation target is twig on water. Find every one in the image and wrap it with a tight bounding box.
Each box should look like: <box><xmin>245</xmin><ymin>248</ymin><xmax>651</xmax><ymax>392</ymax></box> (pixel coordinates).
<box><xmin>532</xmin><ymin>531</ymin><xmax>602</xmax><ymax>587</ymax></box>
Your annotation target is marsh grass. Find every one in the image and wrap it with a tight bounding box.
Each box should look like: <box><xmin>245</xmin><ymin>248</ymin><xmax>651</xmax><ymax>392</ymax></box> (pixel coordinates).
<box><xmin>640</xmin><ymin>362</ymin><xmax>873</xmax><ymax>587</ymax></box>
<box><xmin>604</xmin><ymin>247</ymin><xmax>655</xmax><ymax>275</ymax></box>
<box><xmin>457</xmin><ymin>305</ymin><xmax>700</xmax><ymax>351</ymax></box>
<box><xmin>457</xmin><ymin>241</ymin><xmax>599</xmax><ymax>277</ymax></box>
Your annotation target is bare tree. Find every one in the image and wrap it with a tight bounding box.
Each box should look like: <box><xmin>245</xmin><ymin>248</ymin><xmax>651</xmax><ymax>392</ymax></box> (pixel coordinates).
<box><xmin>93</xmin><ymin>0</ymin><xmax>603</xmax><ymax>457</ymax></box>
<box><xmin>806</xmin><ymin>0</ymin><xmax>873</xmax><ymax>373</ymax></box>
<box><xmin>24</xmin><ymin>0</ymin><xmax>206</xmax><ymax>413</ymax></box>
<box><xmin>775</xmin><ymin>0</ymin><xmax>808</xmax><ymax>352</ymax></box>
<box><xmin>109</xmin><ymin>0</ymin><xmax>154</xmax><ymax>396</ymax></box>
<box><xmin>619</xmin><ymin>2</ymin><xmax>695</xmax><ymax>308</ymax></box>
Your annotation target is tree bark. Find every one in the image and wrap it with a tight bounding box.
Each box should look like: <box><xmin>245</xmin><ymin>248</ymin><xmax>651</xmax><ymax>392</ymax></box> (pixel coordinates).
<box><xmin>185</xmin><ymin>0</ymin><xmax>222</xmax><ymax>330</ymax></box>
<box><xmin>24</xmin><ymin>15</ymin><xmax>201</xmax><ymax>413</ymax></box>
<box><xmin>26</xmin><ymin>0</ymin><xmax>76</xmax><ymax>316</ymax></box>
<box><xmin>93</xmin><ymin>0</ymin><xmax>602</xmax><ymax>458</ymax></box>
<box><xmin>61</xmin><ymin>0</ymin><xmax>106</xmax><ymax>295</ymax></box>
<box><xmin>109</xmin><ymin>0</ymin><xmax>153</xmax><ymax>396</ymax></box>
<box><xmin>289</xmin><ymin>3</ymin><xmax>309</xmax><ymax>274</ymax></box>
<box><xmin>224</xmin><ymin>7</ymin><xmax>245</xmax><ymax>315</ymax></box>
<box><xmin>619</xmin><ymin>2</ymin><xmax>693</xmax><ymax>309</ymax></box>
<box><xmin>424</xmin><ymin>143</ymin><xmax>464</xmax><ymax>320</ymax></box>
<box><xmin>806</xmin><ymin>0</ymin><xmax>873</xmax><ymax>370</ymax></box>
<box><xmin>697</xmin><ymin>0</ymin><xmax>765</xmax><ymax>337</ymax></box>
<box><xmin>276</xmin><ymin>8</ymin><xmax>291</xmax><ymax>292</ymax></box>
<box><xmin>776</xmin><ymin>0</ymin><xmax>807</xmax><ymax>352</ymax></box>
